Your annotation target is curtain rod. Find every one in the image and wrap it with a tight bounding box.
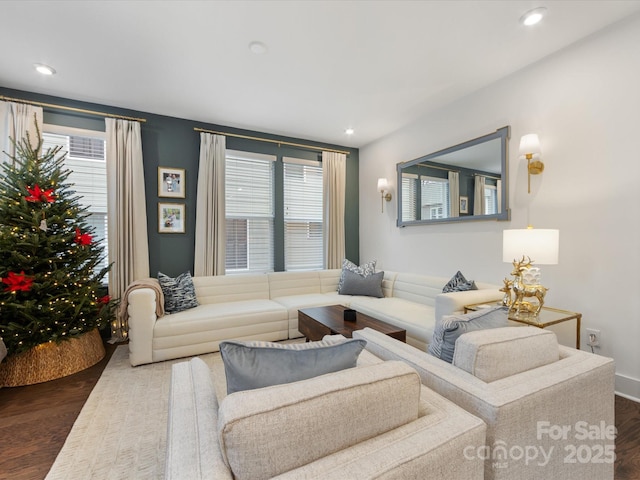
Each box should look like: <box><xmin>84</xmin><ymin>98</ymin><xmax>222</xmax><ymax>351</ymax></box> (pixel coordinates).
<box><xmin>473</xmin><ymin>173</ymin><xmax>501</xmax><ymax>180</ymax></box>
<box><xmin>0</xmin><ymin>95</ymin><xmax>147</xmax><ymax>123</ymax></box>
<box><xmin>194</xmin><ymin>127</ymin><xmax>350</xmax><ymax>155</ymax></box>
<box><xmin>417</xmin><ymin>163</ymin><xmax>459</xmax><ymax>173</ymax></box>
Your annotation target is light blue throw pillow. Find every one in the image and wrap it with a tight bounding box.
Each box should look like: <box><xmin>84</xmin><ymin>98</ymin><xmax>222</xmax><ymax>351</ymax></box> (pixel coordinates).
<box><xmin>429</xmin><ymin>306</ymin><xmax>509</xmax><ymax>363</ymax></box>
<box><xmin>220</xmin><ymin>338</ymin><xmax>367</xmax><ymax>394</ymax></box>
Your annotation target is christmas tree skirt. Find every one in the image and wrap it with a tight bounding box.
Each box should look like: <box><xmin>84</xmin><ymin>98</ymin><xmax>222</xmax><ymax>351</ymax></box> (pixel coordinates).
<box><xmin>0</xmin><ymin>328</ymin><xmax>105</xmax><ymax>387</ymax></box>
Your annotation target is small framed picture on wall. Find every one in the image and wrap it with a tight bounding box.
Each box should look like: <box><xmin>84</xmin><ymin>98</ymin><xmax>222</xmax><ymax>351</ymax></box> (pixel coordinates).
<box><xmin>158</xmin><ymin>167</ymin><xmax>185</xmax><ymax>198</ymax></box>
<box><xmin>459</xmin><ymin>196</ymin><xmax>469</xmax><ymax>214</ymax></box>
<box><xmin>158</xmin><ymin>203</ymin><xmax>185</xmax><ymax>233</ymax></box>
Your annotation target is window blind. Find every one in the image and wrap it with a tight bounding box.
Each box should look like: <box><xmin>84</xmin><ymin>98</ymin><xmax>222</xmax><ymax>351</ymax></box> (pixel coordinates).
<box><xmin>484</xmin><ymin>184</ymin><xmax>498</xmax><ymax>215</ymax></box>
<box><xmin>421</xmin><ymin>175</ymin><xmax>450</xmax><ymax>220</ymax></box>
<box><xmin>401</xmin><ymin>173</ymin><xmax>418</xmax><ymax>221</ymax></box>
<box><xmin>225</xmin><ymin>150</ymin><xmax>275</xmax><ymax>274</ymax></box>
<box><xmin>283</xmin><ymin>157</ymin><xmax>323</xmax><ymax>271</ymax></box>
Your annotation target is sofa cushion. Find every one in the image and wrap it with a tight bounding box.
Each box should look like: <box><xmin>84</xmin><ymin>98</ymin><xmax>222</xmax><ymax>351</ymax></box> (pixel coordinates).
<box><xmin>339</xmin><ymin>270</ymin><xmax>384</xmax><ymax>298</ymax></box>
<box><xmin>220</xmin><ymin>337</ymin><xmax>366</xmax><ymax>394</ymax></box>
<box><xmin>442</xmin><ymin>270</ymin><xmax>478</xmax><ymax>293</ymax></box>
<box><xmin>349</xmin><ymin>297</ymin><xmax>436</xmax><ymax>349</ymax></box>
<box><xmin>217</xmin><ymin>361</ymin><xmax>421</xmax><ymax>480</ymax></box>
<box><xmin>453</xmin><ymin>326</ymin><xmax>560</xmax><ymax>382</ymax></box>
<box><xmin>157</xmin><ymin>271</ymin><xmax>199</xmax><ymax>313</ymax></box>
<box><xmin>428</xmin><ymin>306</ymin><xmax>508</xmax><ymax>363</ymax></box>
<box><xmin>337</xmin><ymin>258</ymin><xmax>376</xmax><ymax>292</ymax></box>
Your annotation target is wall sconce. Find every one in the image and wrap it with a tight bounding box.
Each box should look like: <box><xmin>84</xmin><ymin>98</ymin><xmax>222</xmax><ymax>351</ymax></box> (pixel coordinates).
<box><xmin>519</xmin><ymin>133</ymin><xmax>543</xmax><ymax>193</ymax></box>
<box><xmin>377</xmin><ymin>178</ymin><xmax>392</xmax><ymax>213</ymax></box>
<box><xmin>502</xmin><ymin>227</ymin><xmax>559</xmax><ymax>317</ymax></box>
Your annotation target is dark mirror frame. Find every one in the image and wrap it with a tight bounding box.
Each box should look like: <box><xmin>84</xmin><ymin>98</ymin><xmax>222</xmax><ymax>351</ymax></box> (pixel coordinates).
<box><xmin>396</xmin><ymin>126</ymin><xmax>510</xmax><ymax>227</ymax></box>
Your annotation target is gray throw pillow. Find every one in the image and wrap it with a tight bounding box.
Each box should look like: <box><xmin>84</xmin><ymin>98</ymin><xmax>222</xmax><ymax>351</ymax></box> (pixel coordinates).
<box><xmin>339</xmin><ymin>270</ymin><xmax>384</xmax><ymax>298</ymax></box>
<box><xmin>220</xmin><ymin>338</ymin><xmax>367</xmax><ymax>394</ymax></box>
<box><xmin>337</xmin><ymin>258</ymin><xmax>376</xmax><ymax>292</ymax></box>
<box><xmin>442</xmin><ymin>270</ymin><xmax>478</xmax><ymax>293</ymax></box>
<box><xmin>157</xmin><ymin>271</ymin><xmax>199</xmax><ymax>313</ymax></box>
<box><xmin>428</xmin><ymin>306</ymin><xmax>508</xmax><ymax>363</ymax></box>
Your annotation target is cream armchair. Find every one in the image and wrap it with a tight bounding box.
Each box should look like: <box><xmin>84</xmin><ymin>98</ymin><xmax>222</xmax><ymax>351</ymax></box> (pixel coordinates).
<box><xmin>165</xmin><ymin>356</ymin><xmax>486</xmax><ymax>480</ymax></box>
<box><xmin>354</xmin><ymin>326</ymin><xmax>616</xmax><ymax>480</ymax></box>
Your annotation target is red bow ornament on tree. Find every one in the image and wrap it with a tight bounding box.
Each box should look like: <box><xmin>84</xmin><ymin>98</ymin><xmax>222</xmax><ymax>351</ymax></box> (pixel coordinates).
<box><xmin>2</xmin><ymin>271</ymin><xmax>34</xmax><ymax>292</ymax></box>
<box><xmin>25</xmin><ymin>184</ymin><xmax>55</xmax><ymax>203</ymax></box>
<box><xmin>75</xmin><ymin>228</ymin><xmax>93</xmax><ymax>246</ymax></box>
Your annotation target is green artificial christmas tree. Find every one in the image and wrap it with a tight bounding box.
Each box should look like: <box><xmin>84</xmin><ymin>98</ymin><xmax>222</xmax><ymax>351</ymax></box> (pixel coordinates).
<box><xmin>0</xmin><ymin>124</ymin><xmax>116</xmax><ymax>357</ymax></box>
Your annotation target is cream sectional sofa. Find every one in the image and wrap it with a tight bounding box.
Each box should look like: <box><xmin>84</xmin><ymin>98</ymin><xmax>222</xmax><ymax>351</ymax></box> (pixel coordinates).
<box><xmin>126</xmin><ymin>269</ymin><xmax>501</xmax><ymax>366</ymax></box>
<box><xmin>166</xmin><ymin>348</ymin><xmax>486</xmax><ymax>480</ymax></box>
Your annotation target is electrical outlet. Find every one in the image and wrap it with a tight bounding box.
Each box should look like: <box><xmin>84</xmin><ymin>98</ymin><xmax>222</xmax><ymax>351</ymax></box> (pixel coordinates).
<box><xmin>586</xmin><ymin>328</ymin><xmax>601</xmax><ymax>348</ymax></box>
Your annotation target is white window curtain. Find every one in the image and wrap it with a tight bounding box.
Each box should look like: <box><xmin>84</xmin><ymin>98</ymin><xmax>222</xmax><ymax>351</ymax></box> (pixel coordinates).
<box><xmin>322</xmin><ymin>151</ymin><xmax>346</xmax><ymax>269</ymax></box>
<box><xmin>0</xmin><ymin>101</ymin><xmax>43</xmax><ymax>165</ymax></box>
<box><xmin>497</xmin><ymin>179</ymin><xmax>502</xmax><ymax>214</ymax></box>
<box><xmin>194</xmin><ymin>133</ymin><xmax>226</xmax><ymax>276</ymax></box>
<box><xmin>474</xmin><ymin>175</ymin><xmax>486</xmax><ymax>215</ymax></box>
<box><xmin>106</xmin><ymin>118</ymin><xmax>149</xmax><ymax>341</ymax></box>
<box><xmin>448</xmin><ymin>171</ymin><xmax>460</xmax><ymax>217</ymax></box>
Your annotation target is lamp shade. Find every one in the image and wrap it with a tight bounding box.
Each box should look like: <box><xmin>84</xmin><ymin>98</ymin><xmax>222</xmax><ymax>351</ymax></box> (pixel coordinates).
<box><xmin>377</xmin><ymin>177</ymin><xmax>389</xmax><ymax>192</ymax></box>
<box><xmin>503</xmin><ymin>228</ymin><xmax>559</xmax><ymax>265</ymax></box>
<box><xmin>519</xmin><ymin>134</ymin><xmax>541</xmax><ymax>158</ymax></box>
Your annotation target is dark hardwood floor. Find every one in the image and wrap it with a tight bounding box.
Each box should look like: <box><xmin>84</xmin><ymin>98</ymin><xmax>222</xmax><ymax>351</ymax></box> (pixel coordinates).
<box><xmin>1</xmin><ymin>343</ymin><xmax>639</xmax><ymax>480</ymax></box>
<box><xmin>0</xmin><ymin>341</ymin><xmax>117</xmax><ymax>480</ymax></box>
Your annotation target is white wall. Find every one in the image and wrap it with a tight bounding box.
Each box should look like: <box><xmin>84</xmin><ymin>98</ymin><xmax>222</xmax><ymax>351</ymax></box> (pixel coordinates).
<box><xmin>359</xmin><ymin>14</ymin><xmax>640</xmax><ymax>400</ymax></box>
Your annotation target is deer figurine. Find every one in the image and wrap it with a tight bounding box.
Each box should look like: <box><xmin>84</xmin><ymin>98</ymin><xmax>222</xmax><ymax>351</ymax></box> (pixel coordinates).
<box><xmin>500</xmin><ymin>278</ymin><xmax>513</xmax><ymax>307</ymax></box>
<box><xmin>509</xmin><ymin>256</ymin><xmax>548</xmax><ymax>316</ymax></box>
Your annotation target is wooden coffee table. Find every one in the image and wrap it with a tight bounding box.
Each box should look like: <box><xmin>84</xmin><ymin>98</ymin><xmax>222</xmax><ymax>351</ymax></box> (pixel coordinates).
<box><xmin>298</xmin><ymin>305</ymin><xmax>406</xmax><ymax>343</ymax></box>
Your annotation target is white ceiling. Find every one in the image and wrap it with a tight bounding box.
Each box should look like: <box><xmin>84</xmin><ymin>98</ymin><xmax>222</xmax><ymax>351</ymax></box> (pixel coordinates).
<box><xmin>1</xmin><ymin>0</ymin><xmax>639</xmax><ymax>148</ymax></box>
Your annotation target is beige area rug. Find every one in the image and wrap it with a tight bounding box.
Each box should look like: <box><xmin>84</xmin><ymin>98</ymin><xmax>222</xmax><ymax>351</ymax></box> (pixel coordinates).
<box><xmin>45</xmin><ymin>346</ymin><xmax>229</xmax><ymax>480</ymax></box>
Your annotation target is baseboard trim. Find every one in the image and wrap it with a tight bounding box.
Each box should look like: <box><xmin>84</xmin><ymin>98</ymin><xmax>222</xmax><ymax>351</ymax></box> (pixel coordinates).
<box><xmin>615</xmin><ymin>373</ymin><xmax>640</xmax><ymax>403</ymax></box>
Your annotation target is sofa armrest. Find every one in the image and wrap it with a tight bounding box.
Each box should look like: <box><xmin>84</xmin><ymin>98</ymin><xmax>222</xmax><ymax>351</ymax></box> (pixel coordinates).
<box><xmin>434</xmin><ymin>288</ymin><xmax>502</xmax><ymax>321</ymax></box>
<box><xmin>166</xmin><ymin>358</ymin><xmax>233</xmax><ymax>480</ymax></box>
<box><xmin>127</xmin><ymin>288</ymin><xmax>159</xmax><ymax>366</ymax></box>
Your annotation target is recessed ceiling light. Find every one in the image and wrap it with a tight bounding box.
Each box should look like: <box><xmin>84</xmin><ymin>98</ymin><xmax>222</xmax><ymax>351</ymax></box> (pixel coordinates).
<box><xmin>345</xmin><ymin>128</ymin><xmax>355</xmax><ymax>135</ymax></box>
<box><xmin>248</xmin><ymin>41</ymin><xmax>268</xmax><ymax>55</ymax></box>
<box><xmin>520</xmin><ymin>7</ymin><xmax>547</xmax><ymax>26</ymax></box>
<box><xmin>34</xmin><ymin>63</ymin><xmax>56</xmax><ymax>75</ymax></box>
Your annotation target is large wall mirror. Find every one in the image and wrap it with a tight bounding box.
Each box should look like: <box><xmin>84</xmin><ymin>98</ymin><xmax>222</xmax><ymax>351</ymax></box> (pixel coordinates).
<box><xmin>397</xmin><ymin>126</ymin><xmax>510</xmax><ymax>227</ymax></box>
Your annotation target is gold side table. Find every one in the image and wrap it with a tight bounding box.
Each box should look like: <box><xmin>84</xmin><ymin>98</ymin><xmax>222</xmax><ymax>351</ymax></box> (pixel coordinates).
<box><xmin>464</xmin><ymin>303</ymin><xmax>582</xmax><ymax>350</ymax></box>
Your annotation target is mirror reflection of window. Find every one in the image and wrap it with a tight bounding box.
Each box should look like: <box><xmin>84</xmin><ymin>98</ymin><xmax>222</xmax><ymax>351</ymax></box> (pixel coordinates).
<box><xmin>421</xmin><ymin>176</ymin><xmax>450</xmax><ymax>220</ymax></box>
<box><xmin>484</xmin><ymin>184</ymin><xmax>498</xmax><ymax>215</ymax></box>
<box><xmin>401</xmin><ymin>173</ymin><xmax>418</xmax><ymax>221</ymax></box>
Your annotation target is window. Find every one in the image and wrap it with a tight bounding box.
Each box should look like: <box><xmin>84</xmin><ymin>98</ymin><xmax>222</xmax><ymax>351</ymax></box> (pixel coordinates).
<box><xmin>225</xmin><ymin>150</ymin><xmax>275</xmax><ymax>274</ymax></box>
<box><xmin>421</xmin><ymin>176</ymin><xmax>449</xmax><ymax>220</ymax></box>
<box><xmin>484</xmin><ymin>184</ymin><xmax>498</xmax><ymax>215</ymax></box>
<box><xmin>283</xmin><ymin>157</ymin><xmax>323</xmax><ymax>271</ymax></box>
<box><xmin>401</xmin><ymin>173</ymin><xmax>418</xmax><ymax>222</ymax></box>
<box><xmin>42</xmin><ymin>126</ymin><xmax>109</xmax><ymax>280</ymax></box>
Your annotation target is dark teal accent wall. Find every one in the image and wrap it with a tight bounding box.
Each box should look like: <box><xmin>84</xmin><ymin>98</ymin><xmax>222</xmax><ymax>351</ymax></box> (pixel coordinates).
<box><xmin>0</xmin><ymin>87</ymin><xmax>359</xmax><ymax>277</ymax></box>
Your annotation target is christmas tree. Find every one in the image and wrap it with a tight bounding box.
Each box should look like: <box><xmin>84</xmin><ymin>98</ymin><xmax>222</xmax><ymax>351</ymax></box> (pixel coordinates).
<box><xmin>0</xmin><ymin>124</ymin><xmax>116</xmax><ymax>356</ymax></box>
